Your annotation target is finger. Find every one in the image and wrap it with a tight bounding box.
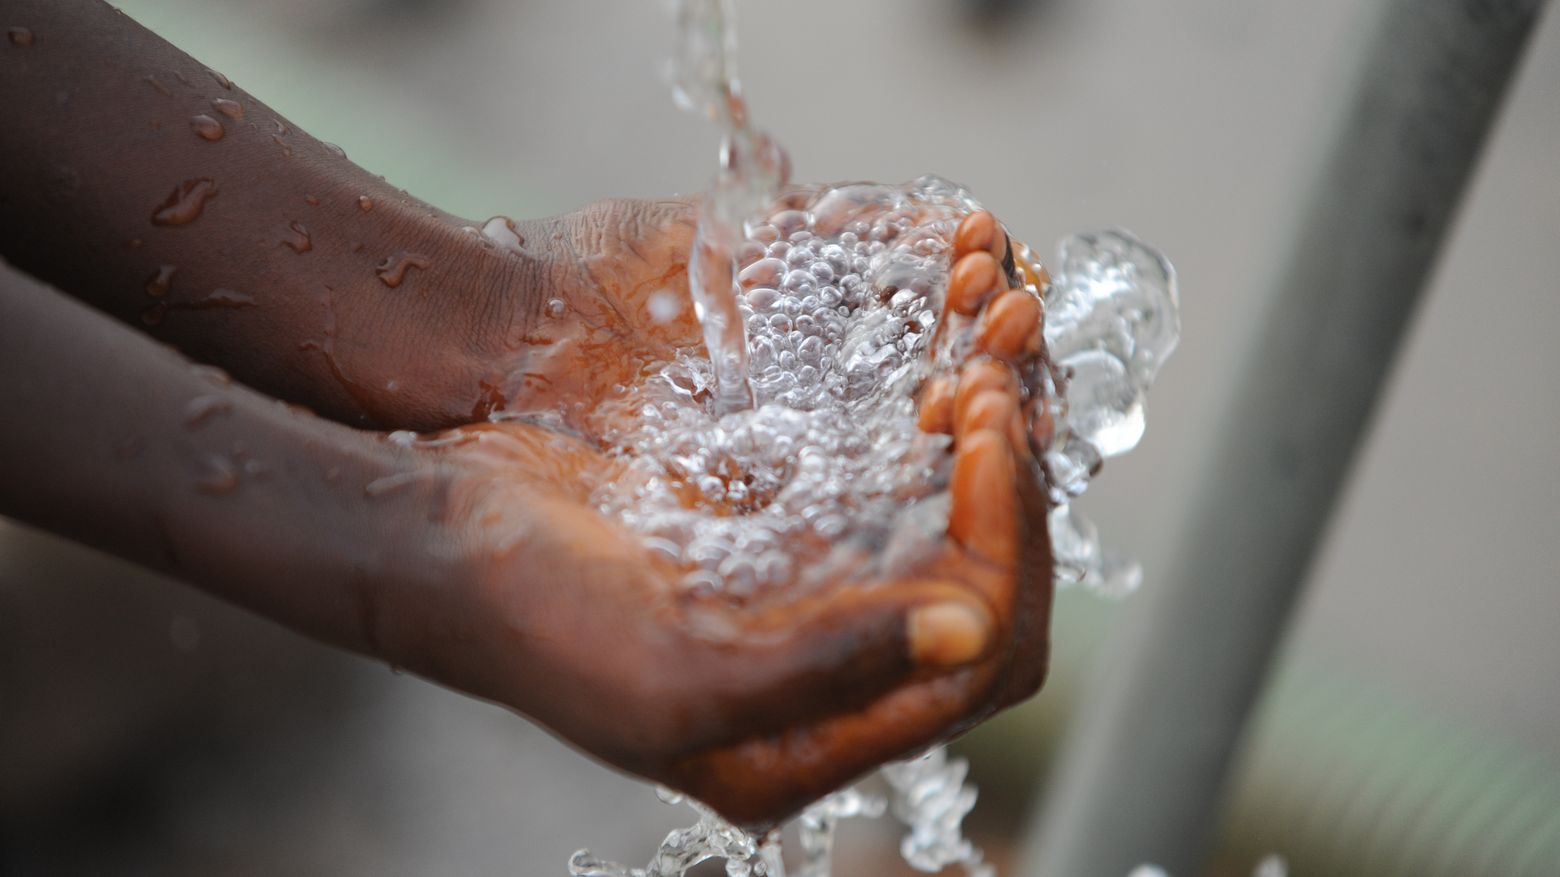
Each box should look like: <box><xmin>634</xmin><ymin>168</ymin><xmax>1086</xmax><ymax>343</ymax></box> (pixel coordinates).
<box><xmin>948</xmin><ymin>251</ymin><xmax>1001</xmax><ymax>316</ymax></box>
<box><xmin>949</xmin><ymin>428</ymin><xmax>1019</xmax><ymax>567</ymax></box>
<box><xmin>957</xmin><ymin>388</ymin><xmax>1018</xmax><ymax>440</ymax></box>
<box><xmin>917</xmin><ymin>377</ymin><xmax>955</xmax><ymax>434</ymax></box>
<box><xmin>671</xmin><ymin>667</ymin><xmax>997</xmax><ymax>829</ymax></box>
<box><xmin>975</xmin><ymin>290</ymin><xmax>1043</xmax><ymax>362</ymax></box>
<box><xmin>953</xmin><ymin>210</ymin><xmax>999</xmax><ymax>259</ymax></box>
<box><xmin>952</xmin><ymin>359</ymin><xmax>1015</xmax><ymax>432</ymax></box>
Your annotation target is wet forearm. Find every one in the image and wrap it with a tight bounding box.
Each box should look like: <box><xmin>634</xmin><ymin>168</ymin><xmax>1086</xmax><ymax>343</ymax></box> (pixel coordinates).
<box><xmin>0</xmin><ymin>0</ymin><xmax>549</xmax><ymax>429</ymax></box>
<box><xmin>0</xmin><ymin>265</ymin><xmax>452</xmax><ymax>660</ymax></box>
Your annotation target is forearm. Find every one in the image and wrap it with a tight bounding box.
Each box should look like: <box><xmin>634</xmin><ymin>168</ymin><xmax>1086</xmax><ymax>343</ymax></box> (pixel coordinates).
<box><xmin>0</xmin><ymin>265</ymin><xmax>455</xmax><ymax>661</ymax></box>
<box><xmin>0</xmin><ymin>0</ymin><xmax>550</xmax><ymax>429</ymax></box>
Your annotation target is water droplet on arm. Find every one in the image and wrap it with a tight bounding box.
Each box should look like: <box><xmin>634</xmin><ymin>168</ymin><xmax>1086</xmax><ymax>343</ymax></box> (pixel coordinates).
<box><xmin>375</xmin><ymin>252</ymin><xmax>431</xmax><ymax>288</ymax></box>
<box><xmin>207</xmin><ymin>68</ymin><xmax>232</xmax><ymax>89</ymax></box>
<box><xmin>7</xmin><ymin>27</ymin><xmax>34</xmax><ymax>47</ymax></box>
<box><xmin>145</xmin><ymin>264</ymin><xmax>175</xmax><ymax>297</ymax></box>
<box><xmin>143</xmin><ymin>75</ymin><xmax>170</xmax><ymax>96</ymax></box>
<box><xmin>322</xmin><ymin>141</ymin><xmax>346</xmax><ymax>158</ymax></box>
<box><xmin>481</xmin><ymin>216</ymin><xmax>524</xmax><ymax>252</ymax></box>
<box><xmin>283</xmin><ymin>221</ymin><xmax>312</xmax><ymax>253</ymax></box>
<box><xmin>357</xmin><ymin>195</ymin><xmax>373</xmax><ymax>212</ymax></box>
<box><xmin>199</xmin><ymin>288</ymin><xmax>255</xmax><ymax>308</ymax></box>
<box><xmin>195</xmin><ymin>454</ymin><xmax>239</xmax><ymax>495</ymax></box>
<box><xmin>151</xmin><ymin>179</ymin><xmax>217</xmax><ymax>226</ymax></box>
<box><xmin>183</xmin><ymin>395</ymin><xmax>232</xmax><ymax>428</ymax></box>
<box><xmin>211</xmin><ymin>98</ymin><xmax>243</xmax><ymax>119</ymax></box>
<box><xmin>545</xmin><ymin>298</ymin><xmax>567</xmax><ymax>319</ymax></box>
<box><xmin>189</xmin><ymin>113</ymin><xmax>223</xmax><ymax>141</ymax></box>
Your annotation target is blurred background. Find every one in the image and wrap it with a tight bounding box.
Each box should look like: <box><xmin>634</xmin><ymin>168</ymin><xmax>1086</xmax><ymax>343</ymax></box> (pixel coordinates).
<box><xmin>2</xmin><ymin>0</ymin><xmax>1557</xmax><ymax>874</ymax></box>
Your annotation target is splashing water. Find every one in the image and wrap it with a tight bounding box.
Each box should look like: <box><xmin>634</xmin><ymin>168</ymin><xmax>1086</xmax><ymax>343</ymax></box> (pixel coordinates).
<box><xmin>566</xmin><ymin>2</ymin><xmax>1181</xmax><ymax>875</ymax></box>
<box><xmin>593</xmin><ymin>176</ymin><xmax>985</xmax><ymax>596</ymax></box>
<box><xmin>671</xmin><ymin>0</ymin><xmax>789</xmax><ymax>415</ymax></box>
<box><xmin>1034</xmin><ymin>230</ymin><xmax>1179</xmax><ymax>596</ymax></box>
<box><xmin>570</xmin><ymin>747</ymin><xmax>989</xmax><ymax>877</ymax></box>
<box><xmin>1128</xmin><ymin>855</ymin><xmax>1286</xmax><ymax>877</ymax></box>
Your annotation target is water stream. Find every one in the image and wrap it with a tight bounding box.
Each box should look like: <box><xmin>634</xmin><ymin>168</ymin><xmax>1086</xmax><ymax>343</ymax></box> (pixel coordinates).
<box><xmin>567</xmin><ymin>1</ymin><xmax>1179</xmax><ymax>874</ymax></box>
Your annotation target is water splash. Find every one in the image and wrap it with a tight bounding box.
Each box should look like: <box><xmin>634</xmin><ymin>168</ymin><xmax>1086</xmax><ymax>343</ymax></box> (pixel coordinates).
<box><xmin>1030</xmin><ymin>229</ymin><xmax>1179</xmax><ymax>597</ymax></box>
<box><xmin>594</xmin><ymin>177</ymin><xmax>982</xmax><ymax>597</ymax></box>
<box><xmin>568</xmin><ymin>747</ymin><xmax>986</xmax><ymax>877</ymax></box>
<box><xmin>670</xmin><ymin>0</ymin><xmax>789</xmax><ymax>415</ymax></box>
<box><xmin>1129</xmin><ymin>856</ymin><xmax>1285</xmax><ymax>877</ymax></box>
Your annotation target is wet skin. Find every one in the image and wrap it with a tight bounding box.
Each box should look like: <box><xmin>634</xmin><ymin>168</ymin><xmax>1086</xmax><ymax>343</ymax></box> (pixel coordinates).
<box><xmin>0</xmin><ymin>0</ymin><xmax>1054</xmax><ymax>826</ymax></box>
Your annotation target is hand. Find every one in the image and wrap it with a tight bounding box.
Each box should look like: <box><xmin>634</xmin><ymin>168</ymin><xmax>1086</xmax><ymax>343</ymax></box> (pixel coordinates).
<box><xmin>0</xmin><ymin>0</ymin><xmax>1057</xmax><ymax>828</ymax></box>
<box><xmin>370</xmin><ymin>204</ymin><xmax>1056</xmax><ymax>826</ymax></box>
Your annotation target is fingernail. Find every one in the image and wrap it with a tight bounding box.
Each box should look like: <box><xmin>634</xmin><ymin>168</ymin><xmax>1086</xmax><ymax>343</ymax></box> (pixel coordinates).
<box><xmin>908</xmin><ymin>600</ymin><xmax>992</xmax><ymax>668</ymax></box>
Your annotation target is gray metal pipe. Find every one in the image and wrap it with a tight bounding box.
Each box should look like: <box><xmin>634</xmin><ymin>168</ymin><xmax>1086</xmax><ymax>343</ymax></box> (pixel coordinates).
<box><xmin>1019</xmin><ymin>1</ymin><xmax>1550</xmax><ymax>875</ymax></box>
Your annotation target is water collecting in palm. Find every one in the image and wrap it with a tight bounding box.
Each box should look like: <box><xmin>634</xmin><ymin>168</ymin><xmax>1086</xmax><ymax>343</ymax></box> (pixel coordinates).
<box><xmin>569</xmin><ymin>1</ymin><xmax>1179</xmax><ymax>874</ymax></box>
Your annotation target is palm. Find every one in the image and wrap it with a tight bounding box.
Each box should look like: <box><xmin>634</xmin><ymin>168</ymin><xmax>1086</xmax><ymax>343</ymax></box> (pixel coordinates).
<box><xmin>415</xmin><ymin>199</ymin><xmax>1054</xmax><ymax>826</ymax></box>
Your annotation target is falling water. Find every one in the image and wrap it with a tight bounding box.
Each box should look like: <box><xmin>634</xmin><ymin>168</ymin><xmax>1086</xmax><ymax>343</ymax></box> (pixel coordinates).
<box><xmin>670</xmin><ymin>0</ymin><xmax>790</xmax><ymax>415</ymax></box>
<box><xmin>564</xmin><ymin>1</ymin><xmax>1180</xmax><ymax>874</ymax></box>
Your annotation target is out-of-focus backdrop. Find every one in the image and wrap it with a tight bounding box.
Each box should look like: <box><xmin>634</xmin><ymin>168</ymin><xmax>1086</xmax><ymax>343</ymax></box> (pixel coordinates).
<box><xmin>2</xmin><ymin>1</ymin><xmax>1556</xmax><ymax>874</ymax></box>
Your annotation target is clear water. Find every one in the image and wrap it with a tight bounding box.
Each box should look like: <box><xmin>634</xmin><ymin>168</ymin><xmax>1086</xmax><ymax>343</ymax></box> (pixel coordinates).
<box><xmin>569</xmin><ymin>747</ymin><xmax>988</xmax><ymax>877</ymax></box>
<box><xmin>670</xmin><ymin>0</ymin><xmax>787</xmax><ymax>415</ymax></box>
<box><xmin>594</xmin><ymin>176</ymin><xmax>987</xmax><ymax>597</ymax></box>
<box><xmin>566</xmin><ymin>0</ymin><xmax>1180</xmax><ymax>874</ymax></box>
<box><xmin>1036</xmin><ymin>230</ymin><xmax>1179</xmax><ymax>596</ymax></box>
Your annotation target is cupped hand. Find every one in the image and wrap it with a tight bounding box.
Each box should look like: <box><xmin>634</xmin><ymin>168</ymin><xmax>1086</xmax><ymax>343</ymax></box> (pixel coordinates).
<box><xmin>373</xmin><ymin>203</ymin><xmax>1056</xmax><ymax>827</ymax></box>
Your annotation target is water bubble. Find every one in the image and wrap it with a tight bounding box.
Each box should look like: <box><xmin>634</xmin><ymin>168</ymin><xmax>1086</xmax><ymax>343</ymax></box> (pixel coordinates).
<box><xmin>649</xmin><ymin>290</ymin><xmax>682</xmax><ymax>323</ymax></box>
<box><xmin>211</xmin><ymin>97</ymin><xmax>243</xmax><ymax>119</ymax></box>
<box><xmin>206</xmin><ymin>68</ymin><xmax>232</xmax><ymax>89</ymax></box>
<box><xmin>283</xmin><ymin>220</ymin><xmax>312</xmax><ymax>253</ymax></box>
<box><xmin>322</xmin><ymin>141</ymin><xmax>346</xmax><ymax>158</ymax></box>
<box><xmin>183</xmin><ymin>395</ymin><xmax>231</xmax><ymax>428</ymax></box>
<box><xmin>357</xmin><ymin>195</ymin><xmax>373</xmax><ymax>212</ymax></box>
<box><xmin>198</xmin><ymin>288</ymin><xmax>255</xmax><ymax>309</ymax></box>
<box><xmin>375</xmin><ymin>252</ymin><xmax>431</xmax><ymax>288</ymax></box>
<box><xmin>145</xmin><ymin>264</ymin><xmax>175</xmax><ymax>298</ymax></box>
<box><xmin>195</xmin><ymin>454</ymin><xmax>239</xmax><ymax>495</ymax></box>
<box><xmin>151</xmin><ymin>178</ymin><xmax>217</xmax><ymax>226</ymax></box>
<box><xmin>481</xmin><ymin>215</ymin><xmax>524</xmax><ymax>251</ymax></box>
<box><xmin>189</xmin><ymin>113</ymin><xmax>223</xmax><ymax>141</ymax></box>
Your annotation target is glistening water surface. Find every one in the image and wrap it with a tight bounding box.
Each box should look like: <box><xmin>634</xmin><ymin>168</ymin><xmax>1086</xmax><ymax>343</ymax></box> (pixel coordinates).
<box><xmin>564</xmin><ymin>1</ymin><xmax>1178</xmax><ymax>874</ymax></box>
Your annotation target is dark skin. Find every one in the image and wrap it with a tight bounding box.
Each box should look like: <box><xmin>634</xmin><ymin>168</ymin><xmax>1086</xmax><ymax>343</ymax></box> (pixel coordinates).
<box><xmin>0</xmin><ymin>0</ymin><xmax>1055</xmax><ymax>827</ymax></box>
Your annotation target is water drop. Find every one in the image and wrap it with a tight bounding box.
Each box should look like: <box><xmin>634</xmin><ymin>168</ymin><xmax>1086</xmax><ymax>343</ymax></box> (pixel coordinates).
<box><xmin>198</xmin><ymin>288</ymin><xmax>255</xmax><ymax>308</ymax></box>
<box><xmin>545</xmin><ymin>298</ymin><xmax>567</xmax><ymax>318</ymax></box>
<box><xmin>207</xmin><ymin>67</ymin><xmax>232</xmax><ymax>89</ymax></box>
<box><xmin>648</xmin><ymin>290</ymin><xmax>682</xmax><ymax>323</ymax></box>
<box><xmin>303</xmin><ymin>194</ymin><xmax>319</xmax><ymax>206</ymax></box>
<box><xmin>322</xmin><ymin>141</ymin><xmax>346</xmax><ymax>158</ymax></box>
<box><xmin>7</xmin><ymin>27</ymin><xmax>33</xmax><ymax>47</ymax></box>
<box><xmin>183</xmin><ymin>394</ymin><xmax>232</xmax><ymax>428</ymax></box>
<box><xmin>195</xmin><ymin>454</ymin><xmax>239</xmax><ymax>495</ymax></box>
<box><xmin>211</xmin><ymin>97</ymin><xmax>243</xmax><ymax>119</ymax></box>
<box><xmin>357</xmin><ymin>195</ymin><xmax>373</xmax><ymax>212</ymax></box>
<box><xmin>283</xmin><ymin>220</ymin><xmax>312</xmax><ymax>253</ymax></box>
<box><xmin>151</xmin><ymin>178</ymin><xmax>217</xmax><ymax>226</ymax></box>
<box><xmin>189</xmin><ymin>113</ymin><xmax>223</xmax><ymax>141</ymax></box>
<box><xmin>481</xmin><ymin>215</ymin><xmax>524</xmax><ymax>251</ymax></box>
<box><xmin>144</xmin><ymin>264</ymin><xmax>175</xmax><ymax>297</ymax></box>
<box><xmin>375</xmin><ymin>252</ymin><xmax>431</xmax><ymax>288</ymax></box>
<box><xmin>272</xmin><ymin>134</ymin><xmax>291</xmax><ymax>157</ymax></box>
<box><xmin>191</xmin><ymin>364</ymin><xmax>231</xmax><ymax>386</ymax></box>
